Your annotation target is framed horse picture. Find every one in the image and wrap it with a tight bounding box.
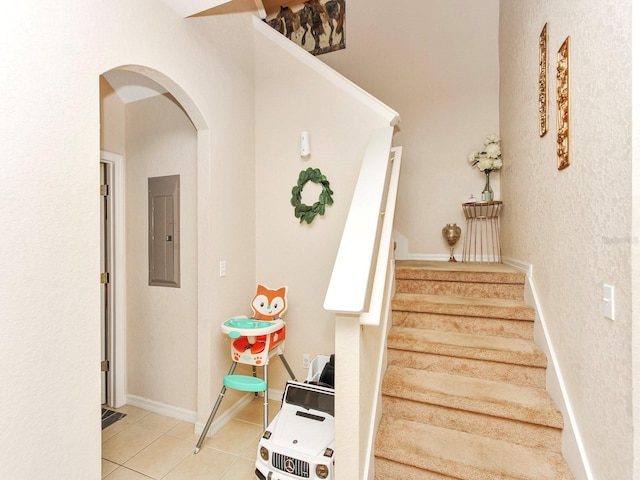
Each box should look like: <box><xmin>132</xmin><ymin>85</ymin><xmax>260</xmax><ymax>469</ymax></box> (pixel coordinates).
<box><xmin>264</xmin><ymin>0</ymin><xmax>346</xmax><ymax>56</ymax></box>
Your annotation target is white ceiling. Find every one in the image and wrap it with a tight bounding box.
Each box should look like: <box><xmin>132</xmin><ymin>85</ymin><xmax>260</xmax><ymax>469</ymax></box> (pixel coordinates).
<box><xmin>160</xmin><ymin>0</ymin><xmax>267</xmax><ymax>18</ymax></box>
<box><xmin>160</xmin><ymin>0</ymin><xmax>232</xmax><ymax>17</ymax></box>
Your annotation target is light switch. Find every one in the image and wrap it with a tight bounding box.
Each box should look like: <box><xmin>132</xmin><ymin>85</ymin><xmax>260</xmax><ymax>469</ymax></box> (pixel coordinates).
<box><xmin>603</xmin><ymin>284</ymin><xmax>615</xmax><ymax>320</ymax></box>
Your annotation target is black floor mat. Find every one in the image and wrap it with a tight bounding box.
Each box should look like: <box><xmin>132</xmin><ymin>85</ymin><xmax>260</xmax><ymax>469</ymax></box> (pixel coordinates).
<box><xmin>102</xmin><ymin>408</ymin><xmax>126</xmax><ymax>430</ymax></box>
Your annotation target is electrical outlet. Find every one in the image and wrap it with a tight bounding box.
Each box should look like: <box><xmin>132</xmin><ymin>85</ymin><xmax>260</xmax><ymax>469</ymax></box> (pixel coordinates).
<box><xmin>302</xmin><ymin>354</ymin><xmax>311</xmax><ymax>369</ymax></box>
<box><xmin>219</xmin><ymin>260</ymin><xmax>227</xmax><ymax>277</ymax></box>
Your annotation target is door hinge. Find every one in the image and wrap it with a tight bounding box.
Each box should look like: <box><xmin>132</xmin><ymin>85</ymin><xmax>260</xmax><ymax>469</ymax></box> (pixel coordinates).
<box><xmin>100</xmin><ymin>184</ymin><xmax>109</xmax><ymax>196</ymax></box>
<box><xmin>101</xmin><ymin>360</ymin><xmax>110</xmax><ymax>372</ymax></box>
<box><xmin>100</xmin><ymin>272</ymin><xmax>110</xmax><ymax>284</ymax></box>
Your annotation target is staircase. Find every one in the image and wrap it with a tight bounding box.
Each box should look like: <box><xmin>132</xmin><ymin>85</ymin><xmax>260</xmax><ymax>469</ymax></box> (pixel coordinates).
<box><xmin>374</xmin><ymin>260</ymin><xmax>575</xmax><ymax>479</ymax></box>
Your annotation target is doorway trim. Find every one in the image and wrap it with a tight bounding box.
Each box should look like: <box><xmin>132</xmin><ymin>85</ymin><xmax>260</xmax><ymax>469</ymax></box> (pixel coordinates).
<box><xmin>103</xmin><ymin>64</ymin><xmax>212</xmax><ymax>423</ymax></box>
<box><xmin>101</xmin><ymin>150</ymin><xmax>126</xmax><ymax>407</ymax></box>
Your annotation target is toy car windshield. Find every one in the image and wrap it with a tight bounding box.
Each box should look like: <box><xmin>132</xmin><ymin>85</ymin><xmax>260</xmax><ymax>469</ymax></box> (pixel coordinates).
<box><xmin>285</xmin><ymin>384</ymin><xmax>335</xmax><ymax>417</ymax></box>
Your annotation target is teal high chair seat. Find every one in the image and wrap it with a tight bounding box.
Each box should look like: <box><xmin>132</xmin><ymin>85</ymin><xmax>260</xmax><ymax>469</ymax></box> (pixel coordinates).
<box><xmin>194</xmin><ymin>316</ymin><xmax>296</xmax><ymax>454</ymax></box>
<box><xmin>224</xmin><ymin>374</ymin><xmax>267</xmax><ymax>392</ymax></box>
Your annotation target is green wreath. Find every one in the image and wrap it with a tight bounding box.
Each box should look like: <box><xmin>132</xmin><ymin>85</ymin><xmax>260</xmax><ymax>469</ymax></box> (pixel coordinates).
<box><xmin>290</xmin><ymin>167</ymin><xmax>334</xmax><ymax>224</ymax></box>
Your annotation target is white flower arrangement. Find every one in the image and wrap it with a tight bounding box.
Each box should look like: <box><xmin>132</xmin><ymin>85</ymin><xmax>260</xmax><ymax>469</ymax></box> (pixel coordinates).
<box><xmin>468</xmin><ymin>134</ymin><xmax>502</xmax><ymax>172</ymax></box>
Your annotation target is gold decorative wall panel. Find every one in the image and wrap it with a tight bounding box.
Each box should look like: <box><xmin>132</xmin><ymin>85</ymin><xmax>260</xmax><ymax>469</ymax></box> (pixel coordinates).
<box><xmin>556</xmin><ymin>36</ymin><xmax>570</xmax><ymax>170</ymax></box>
<box><xmin>539</xmin><ymin>23</ymin><xmax>548</xmax><ymax>137</ymax></box>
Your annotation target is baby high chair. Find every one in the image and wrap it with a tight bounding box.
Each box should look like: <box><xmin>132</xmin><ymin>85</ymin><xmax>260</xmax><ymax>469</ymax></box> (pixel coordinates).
<box><xmin>194</xmin><ymin>285</ymin><xmax>296</xmax><ymax>454</ymax></box>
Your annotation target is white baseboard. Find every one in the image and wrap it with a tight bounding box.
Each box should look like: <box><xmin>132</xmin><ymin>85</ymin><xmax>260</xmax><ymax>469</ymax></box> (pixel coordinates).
<box><xmin>127</xmin><ymin>388</ymin><xmax>286</xmax><ymax>439</ymax></box>
<box><xmin>196</xmin><ymin>388</ymin><xmax>285</xmax><ymax>435</ymax></box>
<box><xmin>194</xmin><ymin>393</ymin><xmax>256</xmax><ymax>437</ymax></box>
<box><xmin>126</xmin><ymin>394</ymin><xmax>197</xmax><ymax>423</ymax></box>
<box><xmin>196</xmin><ymin>387</ymin><xmax>284</xmax><ymax>437</ymax></box>
<box><xmin>407</xmin><ymin>253</ymin><xmax>459</xmax><ymax>262</ymax></box>
<box><xmin>502</xmin><ymin>257</ymin><xmax>593</xmax><ymax>480</ymax></box>
<box><xmin>268</xmin><ymin>388</ymin><xmax>284</xmax><ymax>402</ymax></box>
<box><xmin>501</xmin><ymin>256</ymin><xmax>533</xmax><ymax>277</ymax></box>
<box><xmin>402</xmin><ymin>254</ymin><xmax>593</xmax><ymax>479</ymax></box>
<box><xmin>409</xmin><ymin>253</ymin><xmax>499</xmax><ymax>262</ymax></box>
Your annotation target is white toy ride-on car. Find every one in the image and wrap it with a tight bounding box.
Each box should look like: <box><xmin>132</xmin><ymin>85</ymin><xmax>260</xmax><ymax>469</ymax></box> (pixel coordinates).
<box><xmin>255</xmin><ymin>354</ymin><xmax>335</xmax><ymax>480</ymax></box>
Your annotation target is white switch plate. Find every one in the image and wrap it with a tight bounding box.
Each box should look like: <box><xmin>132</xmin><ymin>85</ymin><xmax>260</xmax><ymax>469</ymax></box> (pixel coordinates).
<box><xmin>603</xmin><ymin>284</ymin><xmax>615</xmax><ymax>320</ymax></box>
<box><xmin>302</xmin><ymin>354</ymin><xmax>310</xmax><ymax>369</ymax></box>
<box><xmin>219</xmin><ymin>260</ymin><xmax>227</xmax><ymax>277</ymax></box>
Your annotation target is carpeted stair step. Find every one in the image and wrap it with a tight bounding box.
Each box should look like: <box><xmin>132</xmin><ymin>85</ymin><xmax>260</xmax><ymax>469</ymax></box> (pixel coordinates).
<box><xmin>393</xmin><ymin>310</ymin><xmax>534</xmax><ymax>340</ymax></box>
<box><xmin>381</xmin><ymin>395</ymin><xmax>562</xmax><ymax>451</ymax></box>
<box><xmin>382</xmin><ymin>365</ymin><xmax>563</xmax><ymax>428</ymax></box>
<box><xmin>377</xmin><ymin>261</ymin><xmax>574</xmax><ymax>479</ymax></box>
<box><xmin>387</xmin><ymin>326</ymin><xmax>546</xmax><ymax>387</ymax></box>
<box><xmin>396</xmin><ymin>277</ymin><xmax>525</xmax><ymax>300</ymax></box>
<box><xmin>375</xmin><ymin>457</ymin><xmax>457</xmax><ymax>480</ymax></box>
<box><xmin>396</xmin><ymin>260</ymin><xmax>526</xmax><ymax>300</ymax></box>
<box><xmin>392</xmin><ymin>292</ymin><xmax>535</xmax><ymax>321</ymax></box>
<box><xmin>388</xmin><ymin>326</ymin><xmax>546</xmax><ymax>367</ymax></box>
<box><xmin>375</xmin><ymin>416</ymin><xmax>574</xmax><ymax>480</ymax></box>
<box><xmin>395</xmin><ymin>260</ymin><xmax>525</xmax><ymax>284</ymax></box>
<box><xmin>387</xmin><ymin>348</ymin><xmax>546</xmax><ymax>388</ymax></box>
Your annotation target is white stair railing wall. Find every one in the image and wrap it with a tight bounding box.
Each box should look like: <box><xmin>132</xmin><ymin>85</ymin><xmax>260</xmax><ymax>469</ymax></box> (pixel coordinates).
<box><xmin>324</xmin><ymin>126</ymin><xmax>402</xmax><ymax>480</ymax></box>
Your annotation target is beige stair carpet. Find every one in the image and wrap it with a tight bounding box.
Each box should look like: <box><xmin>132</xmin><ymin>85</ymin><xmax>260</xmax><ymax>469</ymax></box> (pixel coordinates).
<box><xmin>374</xmin><ymin>260</ymin><xmax>575</xmax><ymax>479</ymax></box>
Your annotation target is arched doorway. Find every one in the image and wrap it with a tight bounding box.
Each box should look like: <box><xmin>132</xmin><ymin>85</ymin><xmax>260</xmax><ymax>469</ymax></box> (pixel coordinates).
<box><xmin>99</xmin><ymin>66</ymin><xmax>210</xmax><ymax>420</ymax></box>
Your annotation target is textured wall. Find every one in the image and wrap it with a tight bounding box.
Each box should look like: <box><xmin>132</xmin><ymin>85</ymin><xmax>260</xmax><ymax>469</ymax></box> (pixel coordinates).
<box><xmin>633</xmin><ymin>5</ymin><xmax>640</xmax><ymax>477</ymax></box>
<box><xmin>100</xmin><ymin>77</ymin><xmax>125</xmax><ymax>155</ymax></box>
<box><xmin>321</xmin><ymin>0</ymin><xmax>500</xmax><ymax>258</ymax></box>
<box><xmin>254</xmin><ymin>22</ymin><xmax>395</xmax><ymax>389</ymax></box>
<box><xmin>0</xmin><ymin>1</ymin><xmax>257</xmax><ymax>476</ymax></box>
<box><xmin>125</xmin><ymin>94</ymin><xmax>198</xmax><ymax>411</ymax></box>
<box><xmin>499</xmin><ymin>1</ymin><xmax>633</xmax><ymax>478</ymax></box>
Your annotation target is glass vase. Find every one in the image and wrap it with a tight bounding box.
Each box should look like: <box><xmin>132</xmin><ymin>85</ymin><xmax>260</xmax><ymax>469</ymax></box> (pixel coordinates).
<box><xmin>482</xmin><ymin>170</ymin><xmax>494</xmax><ymax>201</ymax></box>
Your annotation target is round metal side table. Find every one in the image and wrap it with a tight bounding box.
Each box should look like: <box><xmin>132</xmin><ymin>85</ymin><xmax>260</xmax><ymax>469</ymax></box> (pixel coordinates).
<box><xmin>461</xmin><ymin>201</ymin><xmax>503</xmax><ymax>263</ymax></box>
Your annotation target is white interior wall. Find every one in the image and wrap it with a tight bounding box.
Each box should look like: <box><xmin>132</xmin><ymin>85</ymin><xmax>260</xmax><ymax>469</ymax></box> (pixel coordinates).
<box><xmin>633</xmin><ymin>4</ymin><xmax>640</xmax><ymax>477</ymax></box>
<box><xmin>125</xmin><ymin>94</ymin><xmax>198</xmax><ymax>412</ymax></box>
<box><xmin>0</xmin><ymin>1</ymin><xmax>257</xmax><ymax>476</ymax></box>
<box><xmin>321</xmin><ymin>0</ymin><xmax>500</xmax><ymax>258</ymax></box>
<box><xmin>253</xmin><ymin>20</ymin><xmax>396</xmax><ymax>389</ymax></box>
<box><xmin>499</xmin><ymin>1</ymin><xmax>633</xmax><ymax>478</ymax></box>
<box><xmin>100</xmin><ymin>77</ymin><xmax>125</xmax><ymax>155</ymax></box>
<box><xmin>3</xmin><ymin>0</ymin><xmax>635</xmax><ymax>477</ymax></box>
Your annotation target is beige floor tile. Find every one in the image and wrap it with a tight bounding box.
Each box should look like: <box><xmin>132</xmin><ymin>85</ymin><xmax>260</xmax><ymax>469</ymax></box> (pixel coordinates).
<box><xmin>102</xmin><ymin>425</ymin><xmax>162</xmax><ymax>465</ymax></box>
<box><xmin>201</xmin><ymin>419</ymin><xmax>263</xmax><ymax>455</ymax></box>
<box><xmin>104</xmin><ymin>466</ymin><xmax>154</xmax><ymax>479</ymax></box>
<box><xmin>233</xmin><ymin>397</ymin><xmax>281</xmax><ymax>426</ymax></box>
<box><xmin>103</xmin><ymin>402</ymin><xmax>271</xmax><ymax>479</ymax></box>
<box><xmin>165</xmin><ymin>421</ymin><xmax>200</xmax><ymax>443</ymax></box>
<box><xmin>134</xmin><ymin>412</ymin><xmax>181</xmax><ymax>433</ymax></box>
<box><xmin>124</xmin><ymin>435</ymin><xmax>193</xmax><ymax>479</ymax></box>
<box><xmin>103</xmin><ymin>418</ymin><xmax>130</xmax><ymax>442</ymax></box>
<box><xmin>218</xmin><ymin>457</ymin><xmax>256</xmax><ymax>480</ymax></box>
<box><xmin>237</xmin><ymin>433</ymin><xmax>261</xmax><ymax>461</ymax></box>
<box><xmin>102</xmin><ymin>459</ymin><xmax>119</xmax><ymax>478</ymax></box>
<box><xmin>162</xmin><ymin>448</ymin><xmax>237</xmax><ymax>480</ymax></box>
<box><xmin>114</xmin><ymin>405</ymin><xmax>151</xmax><ymax>424</ymax></box>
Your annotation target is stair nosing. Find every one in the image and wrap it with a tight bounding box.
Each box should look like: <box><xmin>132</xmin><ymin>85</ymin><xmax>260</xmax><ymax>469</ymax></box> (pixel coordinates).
<box><xmin>387</xmin><ymin>326</ymin><xmax>547</xmax><ymax>367</ymax></box>
<box><xmin>376</xmin><ymin>416</ymin><xmax>572</xmax><ymax>480</ymax></box>
<box><xmin>381</xmin><ymin>365</ymin><xmax>563</xmax><ymax>428</ymax></box>
<box><xmin>395</xmin><ymin>260</ymin><xmax>526</xmax><ymax>284</ymax></box>
<box><xmin>392</xmin><ymin>292</ymin><xmax>536</xmax><ymax>320</ymax></box>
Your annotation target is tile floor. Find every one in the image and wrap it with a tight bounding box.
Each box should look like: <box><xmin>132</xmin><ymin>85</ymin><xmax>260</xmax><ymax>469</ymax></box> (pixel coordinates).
<box><xmin>102</xmin><ymin>398</ymin><xmax>279</xmax><ymax>479</ymax></box>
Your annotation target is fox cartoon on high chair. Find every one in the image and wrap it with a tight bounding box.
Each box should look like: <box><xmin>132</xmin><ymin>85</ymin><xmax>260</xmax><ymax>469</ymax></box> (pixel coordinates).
<box><xmin>232</xmin><ymin>284</ymin><xmax>287</xmax><ymax>355</ymax></box>
<box><xmin>195</xmin><ymin>284</ymin><xmax>296</xmax><ymax>454</ymax></box>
